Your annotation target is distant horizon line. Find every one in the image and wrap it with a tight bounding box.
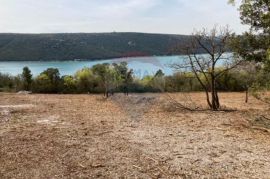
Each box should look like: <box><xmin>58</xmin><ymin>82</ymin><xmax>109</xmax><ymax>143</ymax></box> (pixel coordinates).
<box><xmin>0</xmin><ymin>30</ymin><xmax>246</xmax><ymax>36</ymax></box>
<box><xmin>0</xmin><ymin>31</ymin><xmax>191</xmax><ymax>36</ymax></box>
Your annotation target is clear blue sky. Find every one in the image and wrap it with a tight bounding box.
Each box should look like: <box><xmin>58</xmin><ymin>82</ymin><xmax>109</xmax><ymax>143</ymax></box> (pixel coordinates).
<box><xmin>0</xmin><ymin>0</ymin><xmax>248</xmax><ymax>34</ymax></box>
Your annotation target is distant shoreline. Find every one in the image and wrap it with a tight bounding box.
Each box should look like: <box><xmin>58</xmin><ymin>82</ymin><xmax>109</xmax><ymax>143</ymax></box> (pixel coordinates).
<box><xmin>0</xmin><ymin>54</ymin><xmax>184</xmax><ymax>62</ymax></box>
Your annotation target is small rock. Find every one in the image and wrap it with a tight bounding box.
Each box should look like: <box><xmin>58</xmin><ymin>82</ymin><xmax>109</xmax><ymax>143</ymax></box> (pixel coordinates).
<box><xmin>17</xmin><ymin>91</ymin><xmax>32</xmax><ymax>94</ymax></box>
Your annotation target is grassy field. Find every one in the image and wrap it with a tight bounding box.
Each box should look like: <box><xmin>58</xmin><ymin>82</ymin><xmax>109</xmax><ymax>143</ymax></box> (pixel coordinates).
<box><xmin>1</xmin><ymin>92</ymin><xmax>270</xmax><ymax>178</ymax></box>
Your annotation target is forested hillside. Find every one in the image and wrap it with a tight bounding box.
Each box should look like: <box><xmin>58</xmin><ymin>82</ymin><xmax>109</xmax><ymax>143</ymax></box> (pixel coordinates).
<box><xmin>0</xmin><ymin>33</ymin><xmax>192</xmax><ymax>61</ymax></box>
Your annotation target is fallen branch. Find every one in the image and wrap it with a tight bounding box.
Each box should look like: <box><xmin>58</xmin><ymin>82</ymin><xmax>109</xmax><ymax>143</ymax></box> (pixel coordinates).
<box><xmin>165</xmin><ymin>93</ymin><xmax>202</xmax><ymax>111</ymax></box>
<box><xmin>132</xmin><ymin>165</ymin><xmax>142</xmax><ymax>170</ymax></box>
<box><xmin>165</xmin><ymin>93</ymin><xmax>194</xmax><ymax>111</ymax></box>
<box><xmin>90</xmin><ymin>164</ymin><xmax>106</xmax><ymax>168</ymax></box>
<box><xmin>261</xmin><ymin>115</ymin><xmax>270</xmax><ymax>121</ymax></box>
<box><xmin>251</xmin><ymin>126</ymin><xmax>270</xmax><ymax>133</ymax></box>
<box><xmin>94</xmin><ymin>130</ymin><xmax>113</xmax><ymax>136</ymax></box>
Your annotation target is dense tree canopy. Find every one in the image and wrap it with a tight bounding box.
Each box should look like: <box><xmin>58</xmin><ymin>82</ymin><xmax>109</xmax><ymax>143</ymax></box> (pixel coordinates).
<box><xmin>229</xmin><ymin>0</ymin><xmax>270</xmax><ymax>62</ymax></box>
<box><xmin>0</xmin><ymin>33</ymin><xmax>194</xmax><ymax>61</ymax></box>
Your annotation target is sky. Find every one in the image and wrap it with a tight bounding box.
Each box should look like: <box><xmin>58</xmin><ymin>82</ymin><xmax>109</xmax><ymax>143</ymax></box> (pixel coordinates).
<box><xmin>0</xmin><ymin>0</ymin><xmax>248</xmax><ymax>35</ymax></box>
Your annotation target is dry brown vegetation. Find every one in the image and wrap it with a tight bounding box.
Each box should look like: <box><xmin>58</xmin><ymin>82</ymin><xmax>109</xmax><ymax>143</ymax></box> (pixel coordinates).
<box><xmin>1</xmin><ymin>92</ymin><xmax>270</xmax><ymax>178</ymax></box>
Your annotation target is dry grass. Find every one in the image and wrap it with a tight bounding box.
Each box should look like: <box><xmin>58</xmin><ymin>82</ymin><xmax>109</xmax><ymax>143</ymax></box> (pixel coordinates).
<box><xmin>0</xmin><ymin>92</ymin><xmax>270</xmax><ymax>178</ymax></box>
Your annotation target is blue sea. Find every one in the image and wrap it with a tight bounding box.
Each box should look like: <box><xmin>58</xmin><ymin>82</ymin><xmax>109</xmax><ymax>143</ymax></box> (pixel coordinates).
<box><xmin>0</xmin><ymin>54</ymin><xmax>231</xmax><ymax>78</ymax></box>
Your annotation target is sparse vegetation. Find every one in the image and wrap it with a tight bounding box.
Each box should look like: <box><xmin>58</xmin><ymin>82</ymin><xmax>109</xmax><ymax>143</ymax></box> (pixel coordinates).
<box><xmin>0</xmin><ymin>1</ymin><xmax>270</xmax><ymax>178</ymax></box>
<box><xmin>1</xmin><ymin>92</ymin><xmax>270</xmax><ymax>178</ymax></box>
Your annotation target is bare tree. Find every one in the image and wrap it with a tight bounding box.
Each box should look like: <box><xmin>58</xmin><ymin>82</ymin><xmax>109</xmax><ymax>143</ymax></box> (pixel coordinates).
<box><xmin>172</xmin><ymin>26</ymin><xmax>242</xmax><ymax>110</ymax></box>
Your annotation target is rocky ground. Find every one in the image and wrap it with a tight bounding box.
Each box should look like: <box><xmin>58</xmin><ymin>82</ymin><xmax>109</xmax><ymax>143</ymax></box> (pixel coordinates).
<box><xmin>0</xmin><ymin>92</ymin><xmax>270</xmax><ymax>178</ymax></box>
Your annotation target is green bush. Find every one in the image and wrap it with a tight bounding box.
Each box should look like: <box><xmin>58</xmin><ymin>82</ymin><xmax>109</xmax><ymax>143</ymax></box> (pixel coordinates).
<box><xmin>32</xmin><ymin>68</ymin><xmax>62</xmax><ymax>93</ymax></box>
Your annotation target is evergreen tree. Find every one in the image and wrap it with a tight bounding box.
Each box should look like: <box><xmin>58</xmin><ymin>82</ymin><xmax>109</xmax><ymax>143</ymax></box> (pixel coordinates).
<box><xmin>22</xmin><ymin>66</ymin><xmax>32</xmax><ymax>91</ymax></box>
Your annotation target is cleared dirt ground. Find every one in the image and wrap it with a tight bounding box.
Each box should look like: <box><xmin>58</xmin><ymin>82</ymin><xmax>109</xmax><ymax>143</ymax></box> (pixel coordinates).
<box><xmin>1</xmin><ymin>92</ymin><xmax>270</xmax><ymax>178</ymax></box>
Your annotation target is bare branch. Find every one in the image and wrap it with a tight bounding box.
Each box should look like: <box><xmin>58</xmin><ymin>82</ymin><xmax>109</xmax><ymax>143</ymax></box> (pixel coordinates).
<box><xmin>171</xmin><ymin>26</ymin><xmax>236</xmax><ymax>110</ymax></box>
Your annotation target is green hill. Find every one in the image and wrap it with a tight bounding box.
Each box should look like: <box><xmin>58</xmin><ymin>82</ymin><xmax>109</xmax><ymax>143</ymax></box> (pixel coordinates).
<box><xmin>0</xmin><ymin>32</ymin><xmax>192</xmax><ymax>61</ymax></box>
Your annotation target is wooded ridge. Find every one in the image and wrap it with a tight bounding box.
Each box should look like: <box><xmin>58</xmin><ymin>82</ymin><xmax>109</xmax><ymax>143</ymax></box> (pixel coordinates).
<box><xmin>0</xmin><ymin>32</ymin><xmax>195</xmax><ymax>61</ymax></box>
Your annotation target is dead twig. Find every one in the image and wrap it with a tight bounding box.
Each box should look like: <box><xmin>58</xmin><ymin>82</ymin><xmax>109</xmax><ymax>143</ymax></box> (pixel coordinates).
<box><xmin>132</xmin><ymin>165</ymin><xmax>142</xmax><ymax>170</ymax></box>
<box><xmin>261</xmin><ymin>115</ymin><xmax>270</xmax><ymax>120</ymax></box>
<box><xmin>94</xmin><ymin>130</ymin><xmax>113</xmax><ymax>136</ymax></box>
<box><xmin>251</xmin><ymin>126</ymin><xmax>270</xmax><ymax>133</ymax></box>
<box><xmin>90</xmin><ymin>164</ymin><xmax>106</xmax><ymax>168</ymax></box>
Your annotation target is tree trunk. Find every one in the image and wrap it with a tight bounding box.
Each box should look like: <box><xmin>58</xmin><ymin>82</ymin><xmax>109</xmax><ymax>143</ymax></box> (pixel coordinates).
<box><xmin>215</xmin><ymin>90</ymin><xmax>220</xmax><ymax>109</ymax></box>
<box><xmin>245</xmin><ymin>88</ymin><xmax>249</xmax><ymax>103</ymax></box>
<box><xmin>211</xmin><ymin>79</ymin><xmax>216</xmax><ymax>110</ymax></box>
<box><xmin>126</xmin><ymin>88</ymin><xmax>129</xmax><ymax>96</ymax></box>
<box><xmin>211</xmin><ymin>76</ymin><xmax>219</xmax><ymax>111</ymax></box>
<box><xmin>205</xmin><ymin>91</ymin><xmax>212</xmax><ymax>109</ymax></box>
<box><xmin>105</xmin><ymin>87</ymin><xmax>108</xmax><ymax>98</ymax></box>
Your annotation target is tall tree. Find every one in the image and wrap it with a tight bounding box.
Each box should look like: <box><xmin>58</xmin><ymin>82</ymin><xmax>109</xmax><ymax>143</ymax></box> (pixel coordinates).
<box><xmin>35</xmin><ymin>68</ymin><xmax>61</xmax><ymax>93</ymax></box>
<box><xmin>22</xmin><ymin>66</ymin><xmax>32</xmax><ymax>91</ymax></box>
<box><xmin>75</xmin><ymin>68</ymin><xmax>96</xmax><ymax>93</ymax></box>
<box><xmin>151</xmin><ymin>69</ymin><xmax>166</xmax><ymax>92</ymax></box>
<box><xmin>113</xmin><ymin>62</ymin><xmax>133</xmax><ymax>95</ymax></box>
<box><xmin>229</xmin><ymin>0</ymin><xmax>270</xmax><ymax>63</ymax></box>
<box><xmin>92</xmin><ymin>63</ymin><xmax>121</xmax><ymax>98</ymax></box>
